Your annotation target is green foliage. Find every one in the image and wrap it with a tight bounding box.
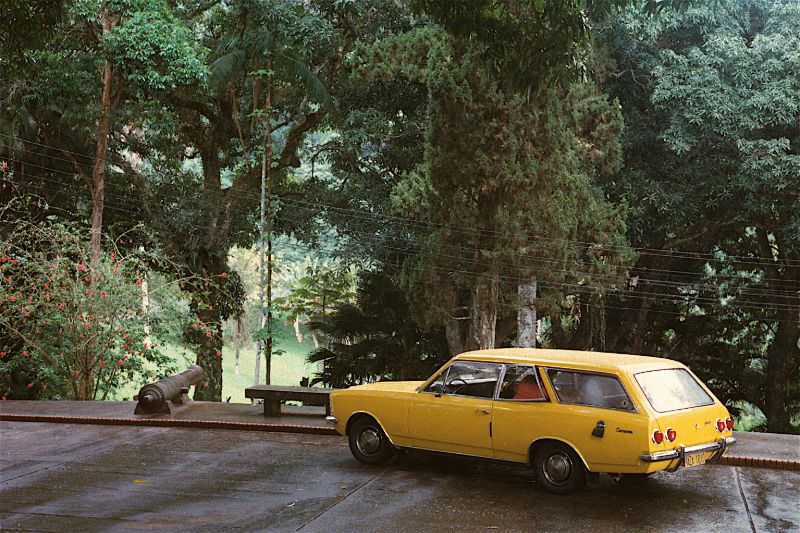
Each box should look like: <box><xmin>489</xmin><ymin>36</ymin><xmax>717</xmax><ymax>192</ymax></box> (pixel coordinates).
<box><xmin>599</xmin><ymin>0</ymin><xmax>799</xmax><ymax>432</ymax></box>
<box><xmin>354</xmin><ymin>27</ymin><xmax>631</xmax><ymax>349</ymax></box>
<box><xmin>0</xmin><ymin>214</ymin><xmax>177</xmax><ymax>400</ymax></box>
<box><xmin>411</xmin><ymin>0</ymin><xmax>631</xmax><ymax>89</ymax></box>
<box><xmin>105</xmin><ymin>2</ymin><xmax>207</xmax><ymax>91</ymax></box>
<box><xmin>307</xmin><ymin>271</ymin><xmax>448</xmax><ymax>387</ymax></box>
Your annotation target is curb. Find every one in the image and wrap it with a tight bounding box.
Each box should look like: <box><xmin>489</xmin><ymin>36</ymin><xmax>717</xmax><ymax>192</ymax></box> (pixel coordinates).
<box><xmin>0</xmin><ymin>414</ymin><xmax>339</xmax><ymax>436</ymax></box>
<box><xmin>717</xmin><ymin>455</ymin><xmax>800</xmax><ymax>472</ymax></box>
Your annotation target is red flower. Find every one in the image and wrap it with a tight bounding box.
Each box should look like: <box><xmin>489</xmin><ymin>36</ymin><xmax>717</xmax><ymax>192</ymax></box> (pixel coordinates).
<box><xmin>99</xmin><ymin>361</ymin><xmax>106</xmax><ymax>367</ymax></box>
<box><xmin>1</xmin><ymin>396</ymin><xmax>5</xmax><ymax>401</ymax></box>
<box><xmin>22</xmin><ymin>351</ymin><xmax>29</xmax><ymax>357</ymax></box>
<box><xmin>85</xmin><ymin>322</ymin><xmax>91</xmax><ymax>328</ymax></box>
<box><xmin>8</xmin><ymin>296</ymin><xmax>15</xmax><ymax>302</ymax></box>
<box><xmin>71</xmin><ymin>370</ymin><xmax>79</xmax><ymax>377</ymax></box>
<box><xmin>84</xmin><ymin>290</ymin><xmax>92</xmax><ymax>296</ymax></box>
<box><xmin>0</xmin><ymin>352</ymin><xmax>5</xmax><ymax>358</ymax></box>
<box><xmin>26</xmin><ymin>383</ymin><xmax>33</xmax><ymax>389</ymax></box>
<box><xmin>205</xmin><ymin>332</ymin><xmax>212</xmax><ymax>338</ymax></box>
<box><xmin>57</xmin><ymin>304</ymin><xmax>65</xmax><ymax>310</ymax></box>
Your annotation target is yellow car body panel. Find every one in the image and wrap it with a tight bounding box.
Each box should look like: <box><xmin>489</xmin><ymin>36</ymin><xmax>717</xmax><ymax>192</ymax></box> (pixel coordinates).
<box><xmin>328</xmin><ymin>349</ymin><xmax>735</xmax><ymax>474</ymax></box>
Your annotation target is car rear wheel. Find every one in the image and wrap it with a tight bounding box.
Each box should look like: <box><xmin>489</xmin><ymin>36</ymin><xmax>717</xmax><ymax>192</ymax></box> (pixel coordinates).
<box><xmin>348</xmin><ymin>417</ymin><xmax>394</xmax><ymax>465</ymax></box>
<box><xmin>534</xmin><ymin>442</ymin><xmax>587</xmax><ymax>495</ymax></box>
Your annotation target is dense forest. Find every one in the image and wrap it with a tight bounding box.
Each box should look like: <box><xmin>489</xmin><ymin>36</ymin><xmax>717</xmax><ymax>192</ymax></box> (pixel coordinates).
<box><xmin>1</xmin><ymin>0</ymin><xmax>797</xmax><ymax>433</ymax></box>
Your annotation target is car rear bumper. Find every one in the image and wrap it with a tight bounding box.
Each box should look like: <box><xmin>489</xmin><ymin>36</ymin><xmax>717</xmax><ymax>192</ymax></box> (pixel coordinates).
<box><xmin>640</xmin><ymin>436</ymin><xmax>736</xmax><ymax>463</ymax></box>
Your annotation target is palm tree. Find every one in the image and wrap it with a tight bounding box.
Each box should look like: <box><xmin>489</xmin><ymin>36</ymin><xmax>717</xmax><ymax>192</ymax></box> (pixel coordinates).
<box><xmin>307</xmin><ymin>272</ymin><xmax>449</xmax><ymax>388</ymax></box>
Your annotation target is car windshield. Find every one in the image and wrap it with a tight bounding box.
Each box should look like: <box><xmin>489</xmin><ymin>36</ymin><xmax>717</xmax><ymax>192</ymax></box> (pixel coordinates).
<box><xmin>634</xmin><ymin>368</ymin><xmax>714</xmax><ymax>413</ymax></box>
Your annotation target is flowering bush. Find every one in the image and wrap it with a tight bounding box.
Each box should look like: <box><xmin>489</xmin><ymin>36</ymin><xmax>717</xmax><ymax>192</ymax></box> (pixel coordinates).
<box><xmin>0</xmin><ymin>218</ymin><xmax>177</xmax><ymax>400</ymax></box>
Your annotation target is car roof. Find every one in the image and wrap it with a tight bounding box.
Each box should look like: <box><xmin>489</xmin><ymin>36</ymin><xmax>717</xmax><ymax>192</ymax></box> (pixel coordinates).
<box><xmin>454</xmin><ymin>348</ymin><xmax>685</xmax><ymax>374</ymax></box>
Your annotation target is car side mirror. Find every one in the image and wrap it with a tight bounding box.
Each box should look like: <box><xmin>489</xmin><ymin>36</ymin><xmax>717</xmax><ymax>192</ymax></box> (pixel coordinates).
<box><xmin>429</xmin><ymin>382</ymin><xmax>443</xmax><ymax>396</ymax></box>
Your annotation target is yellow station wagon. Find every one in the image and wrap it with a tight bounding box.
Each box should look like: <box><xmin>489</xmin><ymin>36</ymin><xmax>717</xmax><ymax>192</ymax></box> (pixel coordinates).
<box><xmin>327</xmin><ymin>348</ymin><xmax>736</xmax><ymax>494</ymax></box>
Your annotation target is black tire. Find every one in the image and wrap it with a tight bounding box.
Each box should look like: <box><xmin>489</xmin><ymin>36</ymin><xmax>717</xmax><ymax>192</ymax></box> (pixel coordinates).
<box><xmin>348</xmin><ymin>417</ymin><xmax>394</xmax><ymax>465</ymax></box>
<box><xmin>533</xmin><ymin>442</ymin><xmax>587</xmax><ymax>495</ymax></box>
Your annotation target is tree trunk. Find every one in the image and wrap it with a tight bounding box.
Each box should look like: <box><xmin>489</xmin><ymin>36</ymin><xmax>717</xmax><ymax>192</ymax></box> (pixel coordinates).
<box><xmin>265</xmin><ymin>230</ymin><xmax>273</xmax><ymax>385</ymax></box>
<box><xmin>193</xmin><ymin>302</ymin><xmax>224</xmax><ymax>401</ymax></box>
<box><xmin>445</xmin><ymin>317</ymin><xmax>464</xmax><ymax>356</ymax></box>
<box><xmin>631</xmin><ymin>300</ymin><xmax>651</xmax><ymax>355</ymax></box>
<box><xmin>471</xmin><ymin>268</ymin><xmax>499</xmax><ymax>350</ymax></box>
<box><xmin>294</xmin><ymin>316</ymin><xmax>303</xmax><ymax>343</ymax></box>
<box><xmin>264</xmin><ymin>66</ymin><xmax>274</xmax><ymax>386</ymax></box>
<box><xmin>254</xmin><ymin>62</ymin><xmax>274</xmax><ymax>386</ymax></box>
<box><xmin>90</xmin><ymin>11</ymin><xmax>115</xmax><ymax>265</ymax></box>
<box><xmin>517</xmin><ymin>279</ymin><xmax>537</xmax><ymax>348</ymax></box>
<box><xmin>765</xmin><ymin>311</ymin><xmax>798</xmax><ymax>433</ymax></box>
<box><xmin>141</xmin><ymin>272</ymin><xmax>151</xmax><ymax>347</ymax></box>
<box><xmin>755</xmin><ymin>227</ymin><xmax>798</xmax><ymax>433</ymax></box>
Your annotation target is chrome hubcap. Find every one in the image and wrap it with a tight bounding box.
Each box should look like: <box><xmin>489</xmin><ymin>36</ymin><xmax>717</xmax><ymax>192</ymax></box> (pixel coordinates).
<box><xmin>543</xmin><ymin>452</ymin><xmax>573</xmax><ymax>485</ymax></box>
<box><xmin>356</xmin><ymin>428</ymin><xmax>381</xmax><ymax>455</ymax></box>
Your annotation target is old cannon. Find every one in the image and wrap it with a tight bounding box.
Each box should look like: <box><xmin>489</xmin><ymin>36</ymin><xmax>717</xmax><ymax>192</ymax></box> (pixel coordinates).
<box><xmin>134</xmin><ymin>365</ymin><xmax>204</xmax><ymax>415</ymax></box>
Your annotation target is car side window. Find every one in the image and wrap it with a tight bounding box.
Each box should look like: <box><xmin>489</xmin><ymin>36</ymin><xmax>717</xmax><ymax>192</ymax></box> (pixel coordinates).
<box><xmin>546</xmin><ymin>369</ymin><xmax>635</xmax><ymax>412</ymax></box>
<box><xmin>442</xmin><ymin>361</ymin><xmax>501</xmax><ymax>399</ymax></box>
<box><xmin>499</xmin><ymin>365</ymin><xmax>548</xmax><ymax>401</ymax></box>
<box><xmin>424</xmin><ymin>369</ymin><xmax>447</xmax><ymax>394</ymax></box>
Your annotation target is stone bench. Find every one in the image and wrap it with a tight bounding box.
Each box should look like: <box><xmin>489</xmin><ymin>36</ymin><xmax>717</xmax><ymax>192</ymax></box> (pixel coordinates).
<box><xmin>245</xmin><ymin>385</ymin><xmax>332</xmax><ymax>417</ymax></box>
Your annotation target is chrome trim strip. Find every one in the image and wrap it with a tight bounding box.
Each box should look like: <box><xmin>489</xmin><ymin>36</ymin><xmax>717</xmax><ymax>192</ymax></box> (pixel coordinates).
<box><xmin>640</xmin><ymin>437</ymin><xmax>736</xmax><ymax>463</ymax></box>
<box><xmin>325</xmin><ymin>416</ymin><xmax>338</xmax><ymax>424</ymax></box>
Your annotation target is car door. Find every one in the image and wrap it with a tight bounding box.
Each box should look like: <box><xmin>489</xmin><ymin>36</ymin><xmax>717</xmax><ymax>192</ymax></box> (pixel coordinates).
<box><xmin>491</xmin><ymin>365</ymin><xmax>553</xmax><ymax>462</ymax></box>
<box><xmin>407</xmin><ymin>360</ymin><xmax>501</xmax><ymax>458</ymax></box>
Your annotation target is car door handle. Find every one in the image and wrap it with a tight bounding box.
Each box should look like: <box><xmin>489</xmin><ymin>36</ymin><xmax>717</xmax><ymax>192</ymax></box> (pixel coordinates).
<box><xmin>475</xmin><ymin>409</ymin><xmax>491</xmax><ymax>415</ymax></box>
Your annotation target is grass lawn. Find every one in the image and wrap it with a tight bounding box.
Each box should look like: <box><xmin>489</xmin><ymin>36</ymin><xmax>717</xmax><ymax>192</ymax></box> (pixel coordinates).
<box><xmin>111</xmin><ymin>323</ymin><xmax>320</xmax><ymax>402</ymax></box>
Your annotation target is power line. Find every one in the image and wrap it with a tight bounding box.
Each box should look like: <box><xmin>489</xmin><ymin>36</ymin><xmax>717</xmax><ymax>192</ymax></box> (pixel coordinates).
<box><xmin>7</xmin><ymin>157</ymin><xmax>800</xmax><ymax>295</ymax></box>
<box><xmin>8</xmin><ymin>180</ymin><xmax>800</xmax><ymax>316</ymax></box>
<box><xmin>4</xmin><ymin>134</ymin><xmax>800</xmax><ymax>267</ymax></box>
<box><xmin>7</xmin><ymin>166</ymin><xmax>800</xmax><ymax>306</ymax></box>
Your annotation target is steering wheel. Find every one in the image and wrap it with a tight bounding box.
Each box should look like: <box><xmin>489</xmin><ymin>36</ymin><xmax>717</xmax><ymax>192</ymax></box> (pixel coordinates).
<box><xmin>446</xmin><ymin>377</ymin><xmax>468</xmax><ymax>394</ymax></box>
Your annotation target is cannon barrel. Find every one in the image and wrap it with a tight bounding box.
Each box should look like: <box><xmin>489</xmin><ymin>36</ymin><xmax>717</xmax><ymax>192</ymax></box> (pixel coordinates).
<box><xmin>134</xmin><ymin>365</ymin><xmax>204</xmax><ymax>415</ymax></box>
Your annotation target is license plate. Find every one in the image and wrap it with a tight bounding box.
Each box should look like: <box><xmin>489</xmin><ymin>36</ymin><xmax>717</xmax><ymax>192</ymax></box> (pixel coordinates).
<box><xmin>683</xmin><ymin>452</ymin><xmax>707</xmax><ymax>468</ymax></box>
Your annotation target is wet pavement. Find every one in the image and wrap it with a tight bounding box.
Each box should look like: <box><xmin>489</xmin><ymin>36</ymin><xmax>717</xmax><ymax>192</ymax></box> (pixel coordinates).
<box><xmin>1</xmin><ymin>421</ymin><xmax>798</xmax><ymax>532</ymax></box>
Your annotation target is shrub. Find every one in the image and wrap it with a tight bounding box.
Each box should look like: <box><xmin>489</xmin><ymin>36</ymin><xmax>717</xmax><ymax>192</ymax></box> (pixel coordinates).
<box><xmin>0</xmin><ymin>218</ymin><xmax>176</xmax><ymax>400</ymax></box>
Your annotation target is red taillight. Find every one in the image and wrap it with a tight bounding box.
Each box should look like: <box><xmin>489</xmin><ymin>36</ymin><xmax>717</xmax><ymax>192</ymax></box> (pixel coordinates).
<box><xmin>726</xmin><ymin>418</ymin><xmax>734</xmax><ymax>430</ymax></box>
<box><xmin>716</xmin><ymin>419</ymin><xmax>726</xmax><ymax>432</ymax></box>
<box><xmin>652</xmin><ymin>430</ymin><xmax>664</xmax><ymax>444</ymax></box>
<box><xmin>666</xmin><ymin>428</ymin><xmax>677</xmax><ymax>442</ymax></box>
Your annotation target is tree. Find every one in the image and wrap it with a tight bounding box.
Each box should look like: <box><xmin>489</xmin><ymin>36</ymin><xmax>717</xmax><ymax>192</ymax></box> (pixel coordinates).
<box><xmin>599</xmin><ymin>0</ymin><xmax>800</xmax><ymax>432</ymax></box>
<box><xmin>307</xmin><ymin>271</ymin><xmax>448</xmax><ymax>387</ymax></box>
<box><xmin>0</xmin><ymin>214</ymin><xmax>177</xmax><ymax>400</ymax></box>
<box><xmin>348</xmin><ymin>26</ymin><xmax>630</xmax><ymax>354</ymax></box>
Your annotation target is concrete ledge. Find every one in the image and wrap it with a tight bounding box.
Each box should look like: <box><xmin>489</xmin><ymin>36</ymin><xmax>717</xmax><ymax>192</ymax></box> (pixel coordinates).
<box><xmin>0</xmin><ymin>413</ymin><xmax>338</xmax><ymax>435</ymax></box>
<box><xmin>717</xmin><ymin>455</ymin><xmax>800</xmax><ymax>471</ymax></box>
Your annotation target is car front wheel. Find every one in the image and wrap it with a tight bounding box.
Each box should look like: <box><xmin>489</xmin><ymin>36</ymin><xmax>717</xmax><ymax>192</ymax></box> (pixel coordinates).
<box><xmin>534</xmin><ymin>442</ymin><xmax>587</xmax><ymax>495</ymax></box>
<box><xmin>348</xmin><ymin>417</ymin><xmax>394</xmax><ymax>465</ymax></box>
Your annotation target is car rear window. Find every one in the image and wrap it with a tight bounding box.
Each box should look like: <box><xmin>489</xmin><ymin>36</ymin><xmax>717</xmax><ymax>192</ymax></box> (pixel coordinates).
<box><xmin>634</xmin><ymin>368</ymin><xmax>714</xmax><ymax>413</ymax></box>
<box><xmin>546</xmin><ymin>369</ymin><xmax>635</xmax><ymax>411</ymax></box>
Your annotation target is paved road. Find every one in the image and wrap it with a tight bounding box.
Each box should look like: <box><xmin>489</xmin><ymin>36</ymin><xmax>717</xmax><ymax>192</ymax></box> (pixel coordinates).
<box><xmin>1</xmin><ymin>422</ymin><xmax>797</xmax><ymax>532</ymax></box>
